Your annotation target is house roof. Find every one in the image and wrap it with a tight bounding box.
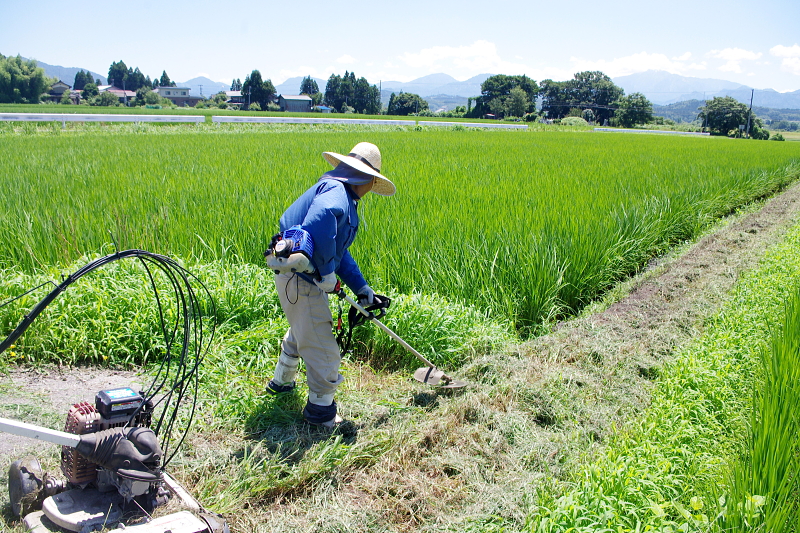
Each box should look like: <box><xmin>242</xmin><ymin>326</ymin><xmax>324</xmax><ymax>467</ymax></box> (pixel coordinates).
<box><xmin>280</xmin><ymin>94</ymin><xmax>312</xmax><ymax>101</ymax></box>
<box><xmin>226</xmin><ymin>91</ymin><xmax>242</xmax><ymax>97</ymax></box>
<box><xmin>106</xmin><ymin>88</ymin><xmax>136</xmax><ymax>97</ymax></box>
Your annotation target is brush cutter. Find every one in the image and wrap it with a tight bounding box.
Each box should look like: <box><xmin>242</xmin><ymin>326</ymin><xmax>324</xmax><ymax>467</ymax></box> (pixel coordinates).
<box><xmin>336</xmin><ymin>288</ymin><xmax>468</xmax><ymax>389</ymax></box>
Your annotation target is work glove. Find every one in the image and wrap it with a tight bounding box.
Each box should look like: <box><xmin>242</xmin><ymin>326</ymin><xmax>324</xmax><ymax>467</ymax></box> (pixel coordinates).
<box><xmin>315</xmin><ymin>272</ymin><xmax>338</xmax><ymax>293</ymax></box>
<box><xmin>356</xmin><ymin>285</ymin><xmax>375</xmax><ymax>306</ymax></box>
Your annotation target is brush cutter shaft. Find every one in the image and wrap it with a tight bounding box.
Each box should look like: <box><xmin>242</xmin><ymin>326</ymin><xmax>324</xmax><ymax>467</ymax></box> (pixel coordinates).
<box><xmin>0</xmin><ymin>417</ymin><xmax>80</xmax><ymax>447</ymax></box>
<box><xmin>339</xmin><ymin>292</ymin><xmax>436</xmax><ymax>369</ymax></box>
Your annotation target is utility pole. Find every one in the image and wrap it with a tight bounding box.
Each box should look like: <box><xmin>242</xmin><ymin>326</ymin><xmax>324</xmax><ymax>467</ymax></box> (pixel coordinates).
<box><xmin>745</xmin><ymin>88</ymin><xmax>754</xmax><ymax>138</ymax></box>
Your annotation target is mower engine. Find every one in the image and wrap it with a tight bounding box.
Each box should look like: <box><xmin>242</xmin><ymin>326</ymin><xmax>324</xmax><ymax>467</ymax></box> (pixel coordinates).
<box><xmin>265</xmin><ymin>225</ymin><xmax>316</xmax><ymax>275</ymax></box>
<box><xmin>7</xmin><ymin>387</ymin><xmax>224</xmax><ymax>533</ymax></box>
<box><xmin>59</xmin><ymin>387</ymin><xmax>165</xmax><ymax>504</ymax></box>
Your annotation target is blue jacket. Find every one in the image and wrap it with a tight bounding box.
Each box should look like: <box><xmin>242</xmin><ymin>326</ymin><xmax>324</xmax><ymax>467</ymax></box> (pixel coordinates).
<box><xmin>280</xmin><ymin>178</ymin><xmax>367</xmax><ymax>292</ymax></box>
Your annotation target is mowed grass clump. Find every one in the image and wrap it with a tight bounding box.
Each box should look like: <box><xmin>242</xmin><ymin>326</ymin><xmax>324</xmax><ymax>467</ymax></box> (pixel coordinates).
<box><xmin>1</xmin><ymin>127</ymin><xmax>798</xmax><ymax>335</ymax></box>
<box><xmin>525</xmin><ymin>214</ymin><xmax>800</xmax><ymax>532</ymax></box>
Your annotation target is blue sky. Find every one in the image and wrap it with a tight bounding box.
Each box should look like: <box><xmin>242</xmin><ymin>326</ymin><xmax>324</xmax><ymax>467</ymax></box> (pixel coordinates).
<box><xmin>2</xmin><ymin>0</ymin><xmax>799</xmax><ymax>92</ymax></box>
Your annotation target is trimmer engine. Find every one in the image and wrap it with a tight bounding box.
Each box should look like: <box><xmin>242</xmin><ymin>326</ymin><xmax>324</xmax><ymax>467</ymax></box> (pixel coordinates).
<box><xmin>265</xmin><ymin>225</ymin><xmax>316</xmax><ymax>275</ymax></box>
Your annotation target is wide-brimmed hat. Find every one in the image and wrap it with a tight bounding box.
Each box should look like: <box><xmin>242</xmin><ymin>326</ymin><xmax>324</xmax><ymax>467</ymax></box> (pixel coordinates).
<box><xmin>322</xmin><ymin>142</ymin><xmax>396</xmax><ymax>196</ymax></box>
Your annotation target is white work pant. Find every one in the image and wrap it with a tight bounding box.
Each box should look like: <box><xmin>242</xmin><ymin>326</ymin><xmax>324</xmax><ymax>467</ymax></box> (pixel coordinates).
<box><xmin>275</xmin><ymin>273</ymin><xmax>343</xmax><ymax>401</ymax></box>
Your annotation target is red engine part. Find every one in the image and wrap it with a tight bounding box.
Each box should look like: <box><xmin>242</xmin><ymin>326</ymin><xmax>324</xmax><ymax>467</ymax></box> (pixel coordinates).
<box><xmin>61</xmin><ymin>402</ymin><xmax>101</xmax><ymax>484</ymax></box>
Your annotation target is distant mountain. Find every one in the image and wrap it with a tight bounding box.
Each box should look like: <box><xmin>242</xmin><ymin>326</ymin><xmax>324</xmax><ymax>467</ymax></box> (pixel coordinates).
<box><xmin>613</xmin><ymin>70</ymin><xmax>742</xmax><ymax>105</ymax></box>
<box><xmin>178</xmin><ymin>76</ymin><xmax>229</xmax><ymax>97</ymax></box>
<box><xmin>274</xmin><ymin>76</ymin><xmax>328</xmax><ymax>97</ymax></box>
<box><xmin>614</xmin><ymin>70</ymin><xmax>800</xmax><ymax>109</ymax></box>
<box><xmin>24</xmin><ymin>58</ymin><xmax>106</xmax><ymax>87</ymax></box>
<box><xmin>654</xmin><ymin>99</ymin><xmax>800</xmax><ymax>124</ymax></box>
<box><xmin>381</xmin><ymin>73</ymin><xmax>491</xmax><ymax>98</ymax></box>
<box><xmin>425</xmin><ymin>94</ymin><xmax>469</xmax><ymax>113</ymax></box>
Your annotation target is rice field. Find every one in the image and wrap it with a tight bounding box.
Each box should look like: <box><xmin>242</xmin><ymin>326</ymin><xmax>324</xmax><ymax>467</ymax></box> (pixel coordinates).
<box><xmin>0</xmin><ymin>125</ymin><xmax>798</xmax><ymax>334</ymax></box>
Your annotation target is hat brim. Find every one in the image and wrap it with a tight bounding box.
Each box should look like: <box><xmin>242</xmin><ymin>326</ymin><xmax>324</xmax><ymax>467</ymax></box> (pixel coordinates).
<box><xmin>322</xmin><ymin>152</ymin><xmax>396</xmax><ymax>196</ymax></box>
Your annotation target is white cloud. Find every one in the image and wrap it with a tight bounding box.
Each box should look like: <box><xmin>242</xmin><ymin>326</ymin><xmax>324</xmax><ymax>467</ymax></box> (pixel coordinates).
<box><xmin>770</xmin><ymin>44</ymin><xmax>800</xmax><ymax>58</ymax></box>
<box><xmin>672</xmin><ymin>52</ymin><xmax>692</xmax><ymax>61</ymax></box>
<box><xmin>398</xmin><ymin>40</ymin><xmax>532</xmax><ymax>77</ymax></box>
<box><xmin>568</xmin><ymin>51</ymin><xmax>694</xmax><ymax>77</ymax></box>
<box><xmin>770</xmin><ymin>44</ymin><xmax>800</xmax><ymax>76</ymax></box>
<box><xmin>708</xmin><ymin>48</ymin><xmax>762</xmax><ymax>61</ymax></box>
<box><xmin>336</xmin><ymin>54</ymin><xmax>356</xmax><ymax>65</ymax></box>
<box><xmin>707</xmin><ymin>48</ymin><xmax>761</xmax><ymax>74</ymax></box>
<box><xmin>781</xmin><ymin>57</ymin><xmax>800</xmax><ymax>76</ymax></box>
<box><xmin>718</xmin><ymin>60</ymin><xmax>743</xmax><ymax>73</ymax></box>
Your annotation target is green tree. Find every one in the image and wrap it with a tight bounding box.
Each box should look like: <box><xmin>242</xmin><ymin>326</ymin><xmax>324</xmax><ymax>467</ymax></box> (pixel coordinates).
<box><xmin>540</xmin><ymin>72</ymin><xmax>623</xmax><ymax>124</ymax></box>
<box><xmin>299</xmin><ymin>76</ymin><xmax>319</xmax><ymax>95</ymax></box>
<box><xmin>339</xmin><ymin>71</ymin><xmax>355</xmax><ymax>109</ymax></box>
<box><xmin>480</xmin><ymin>74</ymin><xmax>538</xmax><ymax>117</ymax></box>
<box><xmin>159</xmin><ymin>71</ymin><xmax>175</xmax><ymax>87</ymax></box>
<box><xmin>613</xmin><ymin>92</ymin><xmax>653</xmax><ymax>127</ymax></box>
<box><xmin>230</xmin><ymin>78</ymin><xmax>242</xmax><ymax>91</ymax></box>
<box><xmin>241</xmin><ymin>70</ymin><xmax>276</xmax><ymax>110</ymax></box>
<box><xmin>60</xmin><ymin>89</ymin><xmax>72</xmax><ymax>104</ymax></box>
<box><xmin>0</xmin><ymin>54</ymin><xmax>52</xmax><ymax>103</ymax></box>
<box><xmin>698</xmin><ymin>96</ymin><xmax>751</xmax><ymax>135</ymax></box>
<box><xmin>108</xmin><ymin>60</ymin><xmax>128</xmax><ymax>88</ymax></box>
<box><xmin>387</xmin><ymin>92</ymin><xmax>428</xmax><ymax>115</ymax></box>
<box><xmin>324</xmin><ymin>74</ymin><xmax>341</xmax><ymax>109</ymax></box>
<box><xmin>144</xmin><ymin>90</ymin><xmax>161</xmax><ymax>105</ymax></box>
<box><xmin>538</xmin><ymin>79</ymin><xmax>566</xmax><ymax>119</ymax></box>
<box><xmin>507</xmin><ymin>86</ymin><xmax>529</xmax><ymax>117</ymax></box>
<box><xmin>125</xmin><ymin>67</ymin><xmax>148</xmax><ymax>92</ymax></box>
<box><xmin>92</xmin><ymin>91</ymin><xmax>119</xmax><ymax>106</ymax></box>
<box><xmin>81</xmin><ymin>82</ymin><xmax>99</xmax><ymax>99</ymax></box>
<box><xmin>323</xmin><ymin>72</ymin><xmax>380</xmax><ymax>114</ymax></box>
<box><xmin>73</xmin><ymin>70</ymin><xmax>92</xmax><ymax>90</ymax></box>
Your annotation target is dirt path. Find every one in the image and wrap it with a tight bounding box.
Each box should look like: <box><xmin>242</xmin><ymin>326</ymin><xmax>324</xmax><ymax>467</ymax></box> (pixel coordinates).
<box><xmin>0</xmin><ymin>367</ymin><xmax>141</xmax><ymax>460</ymax></box>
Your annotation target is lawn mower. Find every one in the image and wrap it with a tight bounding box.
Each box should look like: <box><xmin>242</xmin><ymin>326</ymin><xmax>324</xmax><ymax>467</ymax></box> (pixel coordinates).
<box><xmin>0</xmin><ymin>250</ymin><xmax>228</xmax><ymax>533</ymax></box>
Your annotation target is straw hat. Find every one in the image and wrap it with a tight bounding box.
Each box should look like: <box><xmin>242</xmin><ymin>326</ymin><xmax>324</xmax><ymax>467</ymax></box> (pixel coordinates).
<box><xmin>322</xmin><ymin>142</ymin><xmax>396</xmax><ymax>196</ymax></box>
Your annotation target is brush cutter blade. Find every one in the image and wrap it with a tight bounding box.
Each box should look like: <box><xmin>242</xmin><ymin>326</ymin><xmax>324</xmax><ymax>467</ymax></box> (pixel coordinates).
<box><xmin>413</xmin><ymin>367</ymin><xmax>468</xmax><ymax>389</ymax></box>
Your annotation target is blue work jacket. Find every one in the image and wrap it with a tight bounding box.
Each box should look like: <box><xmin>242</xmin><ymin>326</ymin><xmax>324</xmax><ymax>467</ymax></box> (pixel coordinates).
<box><xmin>279</xmin><ymin>178</ymin><xmax>367</xmax><ymax>292</ymax></box>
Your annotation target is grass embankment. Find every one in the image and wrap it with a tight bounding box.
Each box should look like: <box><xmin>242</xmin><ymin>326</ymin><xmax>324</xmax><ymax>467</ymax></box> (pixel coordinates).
<box><xmin>526</xmin><ymin>214</ymin><xmax>800</xmax><ymax>532</ymax></box>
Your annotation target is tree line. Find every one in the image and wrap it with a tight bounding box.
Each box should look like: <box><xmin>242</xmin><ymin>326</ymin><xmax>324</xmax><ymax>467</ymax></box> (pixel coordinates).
<box><xmin>0</xmin><ymin>53</ymin><xmax>781</xmax><ymax>137</ymax></box>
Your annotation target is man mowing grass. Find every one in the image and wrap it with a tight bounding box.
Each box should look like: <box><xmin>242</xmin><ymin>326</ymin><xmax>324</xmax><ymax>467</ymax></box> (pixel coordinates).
<box><xmin>267</xmin><ymin>142</ymin><xmax>395</xmax><ymax>428</ymax></box>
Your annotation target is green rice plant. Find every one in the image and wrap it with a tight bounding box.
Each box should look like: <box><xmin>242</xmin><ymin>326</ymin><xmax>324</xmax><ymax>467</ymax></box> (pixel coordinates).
<box><xmin>0</xmin><ymin>128</ymin><xmax>798</xmax><ymax>338</ymax></box>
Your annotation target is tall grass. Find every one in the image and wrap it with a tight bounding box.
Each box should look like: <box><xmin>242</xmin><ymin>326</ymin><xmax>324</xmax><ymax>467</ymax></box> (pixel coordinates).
<box><xmin>712</xmin><ymin>289</ymin><xmax>800</xmax><ymax>531</ymax></box>
<box><xmin>525</xmin><ymin>213</ymin><xmax>800</xmax><ymax>532</ymax></box>
<box><xmin>1</xmin><ymin>128</ymin><xmax>798</xmax><ymax>333</ymax></box>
